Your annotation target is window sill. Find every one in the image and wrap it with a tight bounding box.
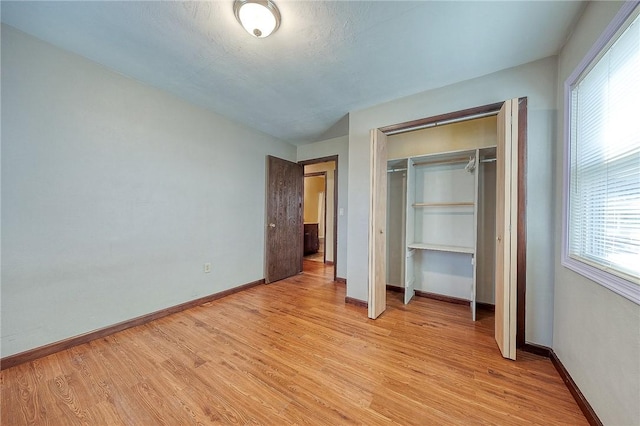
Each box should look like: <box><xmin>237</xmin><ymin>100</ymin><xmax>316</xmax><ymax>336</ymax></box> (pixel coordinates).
<box><xmin>561</xmin><ymin>255</ymin><xmax>640</xmax><ymax>305</ymax></box>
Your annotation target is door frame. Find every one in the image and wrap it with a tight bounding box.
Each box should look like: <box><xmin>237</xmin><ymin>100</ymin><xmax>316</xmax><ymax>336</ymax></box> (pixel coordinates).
<box><xmin>377</xmin><ymin>99</ymin><xmax>528</xmax><ymax>348</ymax></box>
<box><xmin>304</xmin><ymin>171</ymin><xmax>328</xmax><ymax>263</ymax></box>
<box><xmin>299</xmin><ymin>155</ymin><xmax>339</xmax><ymax>282</ymax></box>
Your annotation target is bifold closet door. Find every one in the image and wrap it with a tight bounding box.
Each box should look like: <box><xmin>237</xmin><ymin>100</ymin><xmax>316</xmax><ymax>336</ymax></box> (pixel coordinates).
<box><xmin>369</xmin><ymin>129</ymin><xmax>387</xmax><ymax>319</ymax></box>
<box><xmin>495</xmin><ymin>99</ymin><xmax>518</xmax><ymax>360</ymax></box>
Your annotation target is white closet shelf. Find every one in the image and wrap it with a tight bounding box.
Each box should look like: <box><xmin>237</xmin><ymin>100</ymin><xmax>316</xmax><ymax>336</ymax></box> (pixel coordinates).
<box><xmin>407</xmin><ymin>243</ymin><xmax>475</xmax><ymax>254</ymax></box>
<box><xmin>413</xmin><ymin>202</ymin><xmax>474</xmax><ymax>207</ymax></box>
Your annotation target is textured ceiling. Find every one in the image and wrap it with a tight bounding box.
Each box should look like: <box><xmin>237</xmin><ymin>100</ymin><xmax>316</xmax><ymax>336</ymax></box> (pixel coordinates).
<box><xmin>1</xmin><ymin>1</ymin><xmax>584</xmax><ymax>144</ymax></box>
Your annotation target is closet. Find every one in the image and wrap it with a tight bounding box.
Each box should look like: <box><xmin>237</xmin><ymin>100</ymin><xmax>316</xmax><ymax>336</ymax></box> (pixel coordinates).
<box><xmin>386</xmin><ymin>117</ymin><xmax>497</xmax><ymax>321</ymax></box>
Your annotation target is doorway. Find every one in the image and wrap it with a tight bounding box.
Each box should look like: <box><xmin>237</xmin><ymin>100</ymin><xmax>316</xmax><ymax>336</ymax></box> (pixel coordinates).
<box><xmin>303</xmin><ymin>172</ymin><xmax>326</xmax><ymax>263</ymax></box>
<box><xmin>299</xmin><ymin>156</ymin><xmax>338</xmax><ymax>281</ymax></box>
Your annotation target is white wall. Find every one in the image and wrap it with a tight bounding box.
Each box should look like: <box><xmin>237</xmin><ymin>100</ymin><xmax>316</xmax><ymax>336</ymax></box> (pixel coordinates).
<box><xmin>297</xmin><ymin>136</ymin><xmax>348</xmax><ymax>279</ymax></box>
<box><xmin>0</xmin><ymin>25</ymin><xmax>296</xmax><ymax>357</ymax></box>
<box><xmin>554</xmin><ymin>2</ymin><xmax>640</xmax><ymax>425</ymax></box>
<box><xmin>348</xmin><ymin>57</ymin><xmax>558</xmax><ymax>346</ymax></box>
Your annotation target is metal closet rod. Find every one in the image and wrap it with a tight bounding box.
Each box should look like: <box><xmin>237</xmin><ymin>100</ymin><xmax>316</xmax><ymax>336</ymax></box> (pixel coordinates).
<box><xmin>413</xmin><ymin>156</ymin><xmax>470</xmax><ymax>167</ymax></box>
<box><xmin>387</xmin><ymin>168</ymin><xmax>408</xmax><ymax>173</ymax></box>
<box><xmin>386</xmin><ymin>111</ymin><xmax>498</xmax><ymax>136</ymax></box>
<box><xmin>406</xmin><ymin>156</ymin><xmax>496</xmax><ymax>167</ymax></box>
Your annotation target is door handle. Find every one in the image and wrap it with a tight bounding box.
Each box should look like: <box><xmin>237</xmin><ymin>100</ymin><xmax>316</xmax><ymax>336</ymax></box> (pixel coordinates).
<box><xmin>269</xmin><ymin>223</ymin><xmax>276</xmax><ymax>228</ymax></box>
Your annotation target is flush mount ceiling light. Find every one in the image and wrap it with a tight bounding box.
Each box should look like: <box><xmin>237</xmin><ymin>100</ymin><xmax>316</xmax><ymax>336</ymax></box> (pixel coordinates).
<box><xmin>233</xmin><ymin>0</ymin><xmax>281</xmax><ymax>38</ymax></box>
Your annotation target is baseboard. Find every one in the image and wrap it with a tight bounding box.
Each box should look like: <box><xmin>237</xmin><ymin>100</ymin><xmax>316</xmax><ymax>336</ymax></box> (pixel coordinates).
<box><xmin>325</xmin><ymin>261</ymin><xmax>334</xmax><ymax>266</ymax></box>
<box><xmin>0</xmin><ymin>278</ymin><xmax>265</xmax><ymax>371</ymax></box>
<box><xmin>408</xmin><ymin>290</ymin><xmax>494</xmax><ymax>311</ymax></box>
<box><xmin>414</xmin><ymin>290</ymin><xmax>469</xmax><ymax>306</ymax></box>
<box><xmin>345</xmin><ymin>296</ymin><xmax>367</xmax><ymax>308</ymax></box>
<box><xmin>476</xmin><ymin>302</ymin><xmax>496</xmax><ymax>312</ymax></box>
<box><xmin>386</xmin><ymin>285</ymin><xmax>405</xmax><ymax>293</ymax></box>
<box><xmin>549</xmin><ymin>349</ymin><xmax>603</xmax><ymax>426</ymax></box>
<box><xmin>336</xmin><ymin>277</ymin><xmax>347</xmax><ymax>284</ymax></box>
<box><xmin>521</xmin><ymin>343</ymin><xmax>602</xmax><ymax>426</ymax></box>
<box><xmin>521</xmin><ymin>342</ymin><xmax>551</xmax><ymax>357</ymax></box>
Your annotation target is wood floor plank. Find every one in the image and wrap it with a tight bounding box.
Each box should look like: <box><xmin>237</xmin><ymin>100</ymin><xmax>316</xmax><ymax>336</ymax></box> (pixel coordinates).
<box><xmin>1</xmin><ymin>260</ymin><xmax>587</xmax><ymax>425</ymax></box>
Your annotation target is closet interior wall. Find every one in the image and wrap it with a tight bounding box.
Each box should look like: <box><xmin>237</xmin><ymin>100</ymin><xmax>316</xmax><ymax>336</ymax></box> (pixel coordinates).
<box><xmin>386</xmin><ymin>116</ymin><xmax>498</xmax><ymax>319</ymax></box>
<box><xmin>386</xmin><ymin>160</ymin><xmax>407</xmax><ymax>288</ymax></box>
<box><xmin>477</xmin><ymin>149</ymin><xmax>497</xmax><ymax>305</ymax></box>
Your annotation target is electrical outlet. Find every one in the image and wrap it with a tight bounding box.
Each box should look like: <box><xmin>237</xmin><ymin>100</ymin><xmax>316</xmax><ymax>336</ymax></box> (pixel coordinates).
<box><xmin>204</xmin><ymin>263</ymin><xmax>211</xmax><ymax>273</ymax></box>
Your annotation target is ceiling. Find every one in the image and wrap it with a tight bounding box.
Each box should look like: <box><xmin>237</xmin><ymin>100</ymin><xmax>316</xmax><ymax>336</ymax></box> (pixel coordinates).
<box><xmin>1</xmin><ymin>1</ymin><xmax>584</xmax><ymax>145</ymax></box>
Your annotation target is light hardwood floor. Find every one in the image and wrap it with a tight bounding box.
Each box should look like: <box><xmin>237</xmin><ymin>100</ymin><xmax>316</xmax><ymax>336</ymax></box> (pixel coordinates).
<box><xmin>1</xmin><ymin>261</ymin><xmax>587</xmax><ymax>425</ymax></box>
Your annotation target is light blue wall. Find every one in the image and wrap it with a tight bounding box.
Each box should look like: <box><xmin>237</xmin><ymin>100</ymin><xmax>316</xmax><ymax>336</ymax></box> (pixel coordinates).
<box><xmin>554</xmin><ymin>2</ymin><xmax>640</xmax><ymax>424</ymax></box>
<box><xmin>1</xmin><ymin>25</ymin><xmax>296</xmax><ymax>357</ymax></box>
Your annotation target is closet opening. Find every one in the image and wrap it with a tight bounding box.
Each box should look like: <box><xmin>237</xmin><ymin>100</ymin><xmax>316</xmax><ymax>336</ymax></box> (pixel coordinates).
<box><xmin>386</xmin><ymin>117</ymin><xmax>498</xmax><ymax>321</ymax></box>
<box><xmin>371</xmin><ymin>99</ymin><xmax>528</xmax><ymax>359</ymax></box>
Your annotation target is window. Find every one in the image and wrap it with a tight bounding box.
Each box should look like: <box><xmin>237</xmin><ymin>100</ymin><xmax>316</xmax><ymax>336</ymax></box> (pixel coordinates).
<box><xmin>563</xmin><ymin>3</ymin><xmax>640</xmax><ymax>304</ymax></box>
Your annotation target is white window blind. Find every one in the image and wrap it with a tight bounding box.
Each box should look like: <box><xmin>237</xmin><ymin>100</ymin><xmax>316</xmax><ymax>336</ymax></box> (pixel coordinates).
<box><xmin>568</xmin><ymin>10</ymin><xmax>640</xmax><ymax>285</ymax></box>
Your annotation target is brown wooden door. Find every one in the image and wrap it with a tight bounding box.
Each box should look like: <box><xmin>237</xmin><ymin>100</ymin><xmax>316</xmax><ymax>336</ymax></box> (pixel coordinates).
<box><xmin>368</xmin><ymin>129</ymin><xmax>387</xmax><ymax>319</ymax></box>
<box><xmin>495</xmin><ymin>99</ymin><xmax>518</xmax><ymax>360</ymax></box>
<box><xmin>265</xmin><ymin>155</ymin><xmax>303</xmax><ymax>283</ymax></box>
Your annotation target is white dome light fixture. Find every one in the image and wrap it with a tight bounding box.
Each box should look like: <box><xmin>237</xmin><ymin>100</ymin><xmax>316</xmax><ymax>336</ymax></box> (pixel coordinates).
<box><xmin>233</xmin><ymin>0</ymin><xmax>281</xmax><ymax>38</ymax></box>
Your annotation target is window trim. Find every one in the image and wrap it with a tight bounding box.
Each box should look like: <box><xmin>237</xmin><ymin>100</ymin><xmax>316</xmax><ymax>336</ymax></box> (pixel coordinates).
<box><xmin>562</xmin><ymin>1</ymin><xmax>640</xmax><ymax>305</ymax></box>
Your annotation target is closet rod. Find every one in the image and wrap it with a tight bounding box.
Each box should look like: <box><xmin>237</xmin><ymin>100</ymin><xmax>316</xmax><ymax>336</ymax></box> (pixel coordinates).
<box><xmin>480</xmin><ymin>158</ymin><xmax>497</xmax><ymax>163</ymax></box>
<box><xmin>387</xmin><ymin>168</ymin><xmax>407</xmax><ymax>173</ymax></box>
<box><xmin>413</xmin><ymin>156</ymin><xmax>471</xmax><ymax>167</ymax></box>
<box><xmin>386</xmin><ymin>111</ymin><xmax>497</xmax><ymax>135</ymax></box>
<box><xmin>413</xmin><ymin>202</ymin><xmax>475</xmax><ymax>207</ymax></box>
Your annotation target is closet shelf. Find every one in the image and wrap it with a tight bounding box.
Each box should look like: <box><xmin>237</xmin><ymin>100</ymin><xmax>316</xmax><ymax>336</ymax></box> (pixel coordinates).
<box><xmin>407</xmin><ymin>243</ymin><xmax>475</xmax><ymax>254</ymax></box>
<box><xmin>413</xmin><ymin>202</ymin><xmax>474</xmax><ymax>207</ymax></box>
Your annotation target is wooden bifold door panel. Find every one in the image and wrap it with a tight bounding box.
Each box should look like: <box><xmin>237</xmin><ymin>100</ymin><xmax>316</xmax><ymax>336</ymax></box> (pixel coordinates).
<box><xmin>495</xmin><ymin>98</ymin><xmax>518</xmax><ymax>360</ymax></box>
<box><xmin>369</xmin><ymin>129</ymin><xmax>388</xmax><ymax>319</ymax></box>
